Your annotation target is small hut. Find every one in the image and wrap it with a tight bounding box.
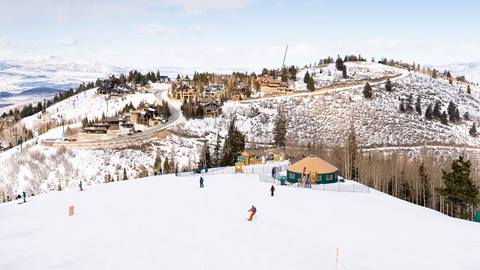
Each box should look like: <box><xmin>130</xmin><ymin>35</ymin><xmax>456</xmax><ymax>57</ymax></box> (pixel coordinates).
<box><xmin>287</xmin><ymin>155</ymin><xmax>338</xmax><ymax>184</ymax></box>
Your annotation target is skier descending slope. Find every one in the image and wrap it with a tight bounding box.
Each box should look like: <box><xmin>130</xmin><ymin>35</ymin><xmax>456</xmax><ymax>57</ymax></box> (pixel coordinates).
<box><xmin>79</xmin><ymin>181</ymin><xmax>83</xmax><ymax>191</ymax></box>
<box><xmin>199</xmin><ymin>177</ymin><xmax>204</xmax><ymax>188</ymax></box>
<box><xmin>270</xmin><ymin>185</ymin><xmax>275</xmax><ymax>197</ymax></box>
<box><xmin>248</xmin><ymin>205</ymin><xmax>257</xmax><ymax>221</ymax></box>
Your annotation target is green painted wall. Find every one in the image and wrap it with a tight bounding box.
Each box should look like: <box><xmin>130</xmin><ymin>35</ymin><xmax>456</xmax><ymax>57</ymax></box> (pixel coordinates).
<box><xmin>287</xmin><ymin>170</ymin><xmax>338</xmax><ymax>184</ymax></box>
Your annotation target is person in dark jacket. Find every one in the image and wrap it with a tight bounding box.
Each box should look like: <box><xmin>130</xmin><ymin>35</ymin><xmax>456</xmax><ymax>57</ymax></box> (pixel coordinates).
<box><xmin>270</xmin><ymin>185</ymin><xmax>275</xmax><ymax>196</ymax></box>
<box><xmin>22</xmin><ymin>191</ymin><xmax>26</xmax><ymax>203</ymax></box>
<box><xmin>200</xmin><ymin>176</ymin><xmax>204</xmax><ymax>188</ymax></box>
<box><xmin>79</xmin><ymin>181</ymin><xmax>83</xmax><ymax>191</ymax></box>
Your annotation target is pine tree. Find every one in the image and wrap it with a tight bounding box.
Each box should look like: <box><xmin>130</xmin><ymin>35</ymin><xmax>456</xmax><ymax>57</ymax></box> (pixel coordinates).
<box><xmin>213</xmin><ymin>133</ymin><xmax>221</xmax><ymax>167</ymax></box>
<box><xmin>440</xmin><ymin>111</ymin><xmax>448</xmax><ymax>125</ymax></box>
<box><xmin>342</xmin><ymin>68</ymin><xmax>347</xmax><ymax>79</ymax></box>
<box><xmin>425</xmin><ymin>104</ymin><xmax>433</xmax><ymax>120</ymax></box>
<box><xmin>195</xmin><ymin>105</ymin><xmax>204</xmax><ymax>119</ymax></box>
<box><xmin>436</xmin><ymin>156</ymin><xmax>480</xmax><ymax>219</ymax></box>
<box><xmin>273</xmin><ymin>107</ymin><xmax>287</xmax><ymax>148</ymax></box>
<box><xmin>281</xmin><ymin>67</ymin><xmax>288</xmax><ymax>82</ymax></box>
<box><xmin>467</xmin><ymin>85</ymin><xmax>471</xmax><ymax>95</ymax></box>
<box><xmin>306</xmin><ymin>76</ymin><xmax>315</xmax><ymax>91</ymax></box>
<box><xmin>447</xmin><ymin>101</ymin><xmax>457</xmax><ymax>122</ymax></box>
<box><xmin>335</xmin><ymin>56</ymin><xmax>345</xmax><ymax>71</ymax></box>
<box><xmin>221</xmin><ymin>118</ymin><xmax>246</xmax><ymax>166</ymax></box>
<box><xmin>385</xmin><ymin>79</ymin><xmax>393</xmax><ymax>92</ymax></box>
<box><xmin>163</xmin><ymin>157</ymin><xmax>171</xmax><ymax>174</ymax></box>
<box><xmin>399</xmin><ymin>101</ymin><xmax>406</xmax><ymax>112</ymax></box>
<box><xmin>363</xmin><ymin>82</ymin><xmax>373</xmax><ymax>98</ymax></box>
<box><xmin>345</xmin><ymin>123</ymin><xmax>358</xmax><ymax>180</ymax></box>
<box><xmin>433</xmin><ymin>100</ymin><xmax>442</xmax><ymax>119</ymax></box>
<box><xmin>470</xmin><ymin>123</ymin><xmax>477</xmax><ymax>137</ymax></box>
<box><xmin>406</xmin><ymin>94</ymin><xmax>414</xmax><ymax>111</ymax></box>
<box><xmin>432</xmin><ymin>69</ymin><xmax>438</xmax><ymax>79</ymax></box>
<box><xmin>199</xmin><ymin>142</ymin><xmax>212</xmax><ymax>169</ymax></box>
<box><xmin>415</xmin><ymin>96</ymin><xmax>422</xmax><ymax>115</ymax></box>
<box><xmin>153</xmin><ymin>154</ymin><xmax>162</xmax><ymax>175</ymax></box>
<box><xmin>303</xmin><ymin>71</ymin><xmax>310</xmax><ymax>84</ymax></box>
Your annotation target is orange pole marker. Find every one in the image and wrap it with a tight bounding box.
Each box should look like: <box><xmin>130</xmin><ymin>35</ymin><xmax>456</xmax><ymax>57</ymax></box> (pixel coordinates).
<box><xmin>69</xmin><ymin>205</ymin><xmax>75</xmax><ymax>216</ymax></box>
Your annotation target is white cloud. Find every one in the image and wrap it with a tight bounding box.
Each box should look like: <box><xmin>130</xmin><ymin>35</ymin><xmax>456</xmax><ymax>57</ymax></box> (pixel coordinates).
<box><xmin>140</xmin><ymin>23</ymin><xmax>207</xmax><ymax>36</ymax></box>
<box><xmin>0</xmin><ymin>0</ymin><xmax>251</xmax><ymax>22</ymax></box>
<box><xmin>366</xmin><ymin>38</ymin><xmax>405</xmax><ymax>50</ymax></box>
<box><xmin>141</xmin><ymin>24</ymin><xmax>169</xmax><ymax>36</ymax></box>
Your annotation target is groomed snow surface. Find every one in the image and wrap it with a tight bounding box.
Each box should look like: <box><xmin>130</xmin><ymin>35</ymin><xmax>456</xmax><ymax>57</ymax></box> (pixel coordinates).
<box><xmin>1</xmin><ymin>173</ymin><xmax>478</xmax><ymax>270</ymax></box>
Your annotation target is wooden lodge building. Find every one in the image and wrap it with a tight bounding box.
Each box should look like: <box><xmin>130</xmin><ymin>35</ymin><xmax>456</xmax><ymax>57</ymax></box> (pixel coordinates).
<box><xmin>257</xmin><ymin>76</ymin><xmax>291</xmax><ymax>94</ymax></box>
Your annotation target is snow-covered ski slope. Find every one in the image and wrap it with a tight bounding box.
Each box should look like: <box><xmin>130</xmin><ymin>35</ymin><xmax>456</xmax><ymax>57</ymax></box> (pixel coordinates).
<box><xmin>0</xmin><ymin>174</ymin><xmax>478</xmax><ymax>270</ymax></box>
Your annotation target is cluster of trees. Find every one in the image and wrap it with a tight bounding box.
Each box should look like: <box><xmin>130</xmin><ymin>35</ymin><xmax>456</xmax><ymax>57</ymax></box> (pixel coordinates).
<box><xmin>181</xmin><ymin>98</ymin><xmax>207</xmax><ymax>120</ymax></box>
<box><xmin>153</xmin><ymin>153</ymin><xmax>178</xmax><ymax>175</ymax></box>
<box><xmin>193</xmin><ymin>118</ymin><xmax>246</xmax><ymax>170</ymax></box>
<box><xmin>281</xmin><ymin>66</ymin><xmax>298</xmax><ymax>82</ymax></box>
<box><xmin>261</xmin><ymin>65</ymin><xmax>298</xmax><ymax>82</ymax></box>
<box><xmin>288</xmin><ymin>130</ymin><xmax>480</xmax><ymax>221</ymax></box>
<box><xmin>126</xmin><ymin>70</ymin><xmax>164</xmax><ymax>86</ymax></box>
<box><xmin>424</xmin><ymin>100</ymin><xmax>463</xmax><ymax>125</ymax></box>
<box><xmin>303</xmin><ymin>71</ymin><xmax>315</xmax><ymax>91</ymax></box>
<box><xmin>342</xmin><ymin>54</ymin><xmax>366</xmax><ymax>62</ymax></box>
<box><xmin>399</xmin><ymin>94</ymin><xmax>421</xmax><ymax>115</ymax></box>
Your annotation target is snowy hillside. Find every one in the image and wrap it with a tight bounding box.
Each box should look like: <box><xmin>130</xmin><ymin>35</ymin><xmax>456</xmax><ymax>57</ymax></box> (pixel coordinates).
<box><xmin>177</xmin><ymin>63</ymin><xmax>480</xmax><ymax>148</ymax></box>
<box><xmin>0</xmin><ymin>173</ymin><xmax>478</xmax><ymax>270</ymax></box>
<box><xmin>295</xmin><ymin>61</ymin><xmax>401</xmax><ymax>90</ymax></box>
<box><xmin>20</xmin><ymin>87</ymin><xmax>158</xmax><ymax>133</ymax></box>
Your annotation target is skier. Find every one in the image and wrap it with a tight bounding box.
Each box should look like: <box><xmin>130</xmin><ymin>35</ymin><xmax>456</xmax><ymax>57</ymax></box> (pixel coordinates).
<box><xmin>22</xmin><ymin>191</ymin><xmax>26</xmax><ymax>203</ymax></box>
<box><xmin>248</xmin><ymin>205</ymin><xmax>257</xmax><ymax>221</ymax></box>
<box><xmin>79</xmin><ymin>181</ymin><xmax>83</xmax><ymax>191</ymax></box>
<box><xmin>270</xmin><ymin>185</ymin><xmax>275</xmax><ymax>196</ymax></box>
<box><xmin>200</xmin><ymin>176</ymin><xmax>204</xmax><ymax>188</ymax></box>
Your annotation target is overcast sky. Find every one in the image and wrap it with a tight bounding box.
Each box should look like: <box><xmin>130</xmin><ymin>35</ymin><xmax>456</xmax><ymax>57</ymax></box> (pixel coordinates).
<box><xmin>0</xmin><ymin>0</ymin><xmax>479</xmax><ymax>69</ymax></box>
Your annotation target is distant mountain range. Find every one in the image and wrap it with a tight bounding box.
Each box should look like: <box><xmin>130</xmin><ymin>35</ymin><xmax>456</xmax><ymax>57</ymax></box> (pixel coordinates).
<box><xmin>0</xmin><ymin>87</ymin><xmax>63</xmax><ymax>98</ymax></box>
<box><xmin>0</xmin><ymin>56</ymin><xmax>129</xmax><ymax>95</ymax></box>
<box><xmin>433</xmin><ymin>62</ymin><xmax>480</xmax><ymax>84</ymax></box>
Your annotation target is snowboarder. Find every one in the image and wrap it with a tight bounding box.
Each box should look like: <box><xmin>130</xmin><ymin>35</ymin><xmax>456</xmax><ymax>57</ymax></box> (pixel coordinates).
<box><xmin>270</xmin><ymin>185</ymin><xmax>275</xmax><ymax>196</ymax></box>
<box><xmin>79</xmin><ymin>181</ymin><xmax>83</xmax><ymax>191</ymax></box>
<box><xmin>200</xmin><ymin>176</ymin><xmax>204</xmax><ymax>188</ymax></box>
<box><xmin>248</xmin><ymin>205</ymin><xmax>257</xmax><ymax>221</ymax></box>
<box><xmin>22</xmin><ymin>191</ymin><xmax>26</xmax><ymax>203</ymax></box>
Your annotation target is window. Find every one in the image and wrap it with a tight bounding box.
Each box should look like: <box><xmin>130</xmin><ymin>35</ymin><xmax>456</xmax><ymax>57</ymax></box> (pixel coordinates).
<box><xmin>326</xmin><ymin>174</ymin><xmax>333</xmax><ymax>181</ymax></box>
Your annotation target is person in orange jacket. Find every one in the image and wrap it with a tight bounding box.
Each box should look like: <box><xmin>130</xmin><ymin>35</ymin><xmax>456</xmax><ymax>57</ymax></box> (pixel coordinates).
<box><xmin>248</xmin><ymin>205</ymin><xmax>257</xmax><ymax>221</ymax></box>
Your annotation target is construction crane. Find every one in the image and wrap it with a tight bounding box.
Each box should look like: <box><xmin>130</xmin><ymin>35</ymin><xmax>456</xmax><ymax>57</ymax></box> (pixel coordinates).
<box><xmin>281</xmin><ymin>44</ymin><xmax>288</xmax><ymax>69</ymax></box>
